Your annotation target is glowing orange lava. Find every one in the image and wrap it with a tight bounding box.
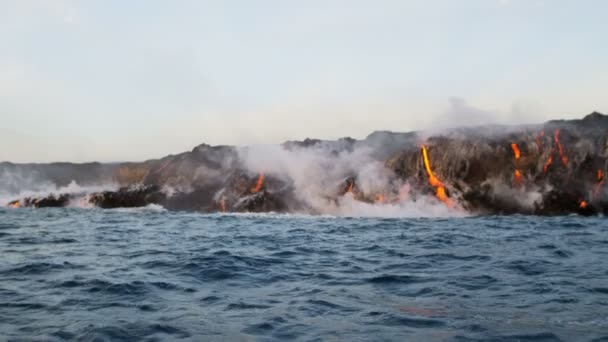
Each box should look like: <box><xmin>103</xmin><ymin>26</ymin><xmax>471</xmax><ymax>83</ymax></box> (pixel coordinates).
<box><xmin>347</xmin><ymin>182</ymin><xmax>354</xmax><ymax>193</ymax></box>
<box><xmin>511</xmin><ymin>143</ymin><xmax>521</xmax><ymax>160</ymax></box>
<box><xmin>511</xmin><ymin>143</ymin><xmax>523</xmax><ymax>186</ymax></box>
<box><xmin>220</xmin><ymin>197</ymin><xmax>226</xmax><ymax>212</ymax></box>
<box><xmin>514</xmin><ymin>169</ymin><xmax>523</xmax><ymax>186</ymax></box>
<box><xmin>421</xmin><ymin>145</ymin><xmax>453</xmax><ymax>207</ymax></box>
<box><xmin>593</xmin><ymin>169</ymin><xmax>605</xmax><ymax>199</ymax></box>
<box><xmin>579</xmin><ymin>200</ymin><xmax>588</xmax><ymax>209</ymax></box>
<box><xmin>251</xmin><ymin>173</ymin><xmax>265</xmax><ymax>193</ymax></box>
<box><xmin>543</xmin><ymin>154</ymin><xmax>553</xmax><ymax>173</ymax></box>
<box><xmin>375</xmin><ymin>194</ymin><xmax>385</xmax><ymax>204</ymax></box>
<box><xmin>553</xmin><ymin>129</ymin><xmax>568</xmax><ymax>166</ymax></box>
<box><xmin>8</xmin><ymin>201</ymin><xmax>21</xmax><ymax>209</ymax></box>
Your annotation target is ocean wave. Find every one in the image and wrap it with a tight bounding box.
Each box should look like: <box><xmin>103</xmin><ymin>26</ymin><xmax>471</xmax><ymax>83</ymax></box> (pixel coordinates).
<box><xmin>1</xmin><ymin>211</ymin><xmax>606</xmax><ymax>340</ymax></box>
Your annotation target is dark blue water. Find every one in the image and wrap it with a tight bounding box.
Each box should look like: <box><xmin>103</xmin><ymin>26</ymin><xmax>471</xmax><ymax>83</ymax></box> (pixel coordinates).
<box><xmin>1</xmin><ymin>208</ymin><xmax>607</xmax><ymax>341</ymax></box>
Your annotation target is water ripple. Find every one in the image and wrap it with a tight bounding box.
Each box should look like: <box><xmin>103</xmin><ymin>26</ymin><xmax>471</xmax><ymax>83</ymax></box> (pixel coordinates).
<box><xmin>0</xmin><ymin>208</ymin><xmax>605</xmax><ymax>341</ymax></box>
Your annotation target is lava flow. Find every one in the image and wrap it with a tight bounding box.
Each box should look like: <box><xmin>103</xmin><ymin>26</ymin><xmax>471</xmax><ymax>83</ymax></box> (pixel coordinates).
<box><xmin>579</xmin><ymin>200</ymin><xmax>588</xmax><ymax>209</ymax></box>
<box><xmin>347</xmin><ymin>182</ymin><xmax>354</xmax><ymax>193</ymax></box>
<box><xmin>511</xmin><ymin>143</ymin><xmax>521</xmax><ymax>160</ymax></box>
<box><xmin>421</xmin><ymin>145</ymin><xmax>453</xmax><ymax>207</ymax></box>
<box><xmin>511</xmin><ymin>143</ymin><xmax>523</xmax><ymax>186</ymax></box>
<box><xmin>514</xmin><ymin>170</ymin><xmax>523</xmax><ymax>186</ymax></box>
<box><xmin>553</xmin><ymin>129</ymin><xmax>568</xmax><ymax>166</ymax></box>
<box><xmin>251</xmin><ymin>173</ymin><xmax>265</xmax><ymax>193</ymax></box>
<box><xmin>8</xmin><ymin>200</ymin><xmax>21</xmax><ymax>209</ymax></box>
<box><xmin>593</xmin><ymin>169</ymin><xmax>605</xmax><ymax>199</ymax></box>
<box><xmin>544</xmin><ymin>129</ymin><xmax>569</xmax><ymax>173</ymax></box>
<box><xmin>543</xmin><ymin>153</ymin><xmax>554</xmax><ymax>173</ymax></box>
<box><xmin>220</xmin><ymin>197</ymin><xmax>226</xmax><ymax>212</ymax></box>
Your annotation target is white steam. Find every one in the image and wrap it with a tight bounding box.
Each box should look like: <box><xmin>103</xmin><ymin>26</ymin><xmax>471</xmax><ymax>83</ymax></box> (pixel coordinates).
<box><xmin>238</xmin><ymin>143</ymin><xmax>468</xmax><ymax>218</ymax></box>
<box><xmin>0</xmin><ymin>180</ymin><xmax>118</xmax><ymax>207</ymax></box>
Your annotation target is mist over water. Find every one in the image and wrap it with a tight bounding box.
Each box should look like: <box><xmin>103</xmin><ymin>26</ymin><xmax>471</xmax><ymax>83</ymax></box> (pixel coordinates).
<box><xmin>1</xmin><ymin>139</ymin><xmax>470</xmax><ymax>217</ymax></box>
<box><xmin>236</xmin><ymin>142</ymin><xmax>471</xmax><ymax>217</ymax></box>
<box><xmin>0</xmin><ymin>180</ymin><xmax>117</xmax><ymax>208</ymax></box>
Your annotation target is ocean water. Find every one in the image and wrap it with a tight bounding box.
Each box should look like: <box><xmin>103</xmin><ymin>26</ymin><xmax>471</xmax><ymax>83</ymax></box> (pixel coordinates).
<box><xmin>0</xmin><ymin>208</ymin><xmax>607</xmax><ymax>341</ymax></box>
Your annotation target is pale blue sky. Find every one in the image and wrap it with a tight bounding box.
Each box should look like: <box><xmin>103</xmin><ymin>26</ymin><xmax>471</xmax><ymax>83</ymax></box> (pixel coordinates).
<box><xmin>1</xmin><ymin>0</ymin><xmax>607</xmax><ymax>162</ymax></box>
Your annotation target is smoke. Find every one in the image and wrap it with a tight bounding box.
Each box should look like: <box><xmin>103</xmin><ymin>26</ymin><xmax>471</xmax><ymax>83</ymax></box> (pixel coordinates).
<box><xmin>481</xmin><ymin>178</ymin><xmax>545</xmax><ymax>213</ymax></box>
<box><xmin>4</xmin><ymin>104</ymin><xmax>602</xmax><ymax>215</ymax></box>
<box><xmin>332</xmin><ymin>193</ymin><xmax>466</xmax><ymax>218</ymax></box>
<box><xmin>441</xmin><ymin>97</ymin><xmax>495</xmax><ymax>128</ymax></box>
<box><xmin>0</xmin><ymin>163</ymin><xmax>118</xmax><ymax>208</ymax></box>
<box><xmin>0</xmin><ymin>167</ymin><xmax>53</xmax><ymax>195</ymax></box>
<box><xmin>237</xmin><ymin>142</ymin><xmax>468</xmax><ymax>218</ymax></box>
<box><xmin>424</xmin><ymin>97</ymin><xmax>544</xmax><ymax>136</ymax></box>
<box><xmin>0</xmin><ymin>179</ymin><xmax>117</xmax><ymax>207</ymax></box>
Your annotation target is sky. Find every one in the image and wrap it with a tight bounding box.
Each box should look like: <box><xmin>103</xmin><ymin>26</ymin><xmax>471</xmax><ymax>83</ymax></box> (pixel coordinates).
<box><xmin>1</xmin><ymin>0</ymin><xmax>607</xmax><ymax>163</ymax></box>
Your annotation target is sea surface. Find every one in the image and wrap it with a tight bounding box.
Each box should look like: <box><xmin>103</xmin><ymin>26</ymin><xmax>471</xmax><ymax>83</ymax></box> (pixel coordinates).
<box><xmin>0</xmin><ymin>208</ymin><xmax>607</xmax><ymax>341</ymax></box>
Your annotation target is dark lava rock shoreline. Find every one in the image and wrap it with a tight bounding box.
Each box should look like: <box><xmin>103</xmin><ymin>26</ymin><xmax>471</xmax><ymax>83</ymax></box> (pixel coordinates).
<box><xmin>4</xmin><ymin>112</ymin><xmax>608</xmax><ymax>216</ymax></box>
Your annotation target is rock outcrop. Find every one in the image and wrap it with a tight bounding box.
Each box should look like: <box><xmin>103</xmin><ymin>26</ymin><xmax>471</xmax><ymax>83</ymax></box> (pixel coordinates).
<box><xmin>4</xmin><ymin>112</ymin><xmax>608</xmax><ymax>215</ymax></box>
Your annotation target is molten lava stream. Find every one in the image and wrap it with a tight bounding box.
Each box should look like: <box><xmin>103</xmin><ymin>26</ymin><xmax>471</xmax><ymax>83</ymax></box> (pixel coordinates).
<box><xmin>593</xmin><ymin>169</ymin><xmax>605</xmax><ymax>199</ymax></box>
<box><xmin>513</xmin><ymin>169</ymin><xmax>523</xmax><ymax>187</ymax></box>
<box><xmin>553</xmin><ymin>129</ymin><xmax>568</xmax><ymax>166</ymax></box>
<box><xmin>220</xmin><ymin>197</ymin><xmax>226</xmax><ymax>212</ymax></box>
<box><xmin>511</xmin><ymin>143</ymin><xmax>521</xmax><ymax>160</ymax></box>
<box><xmin>251</xmin><ymin>173</ymin><xmax>265</xmax><ymax>193</ymax></box>
<box><xmin>421</xmin><ymin>145</ymin><xmax>453</xmax><ymax>207</ymax></box>
<box><xmin>511</xmin><ymin>143</ymin><xmax>523</xmax><ymax>186</ymax></box>
<box><xmin>543</xmin><ymin>152</ymin><xmax>553</xmax><ymax>173</ymax></box>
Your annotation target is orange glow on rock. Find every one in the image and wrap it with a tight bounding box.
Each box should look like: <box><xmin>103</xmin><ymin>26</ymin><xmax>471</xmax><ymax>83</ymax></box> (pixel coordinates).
<box><xmin>544</xmin><ymin>154</ymin><xmax>553</xmax><ymax>173</ymax></box>
<box><xmin>347</xmin><ymin>182</ymin><xmax>354</xmax><ymax>193</ymax></box>
<box><xmin>421</xmin><ymin>145</ymin><xmax>453</xmax><ymax>207</ymax></box>
<box><xmin>511</xmin><ymin>143</ymin><xmax>521</xmax><ymax>160</ymax></box>
<box><xmin>511</xmin><ymin>143</ymin><xmax>523</xmax><ymax>187</ymax></box>
<box><xmin>220</xmin><ymin>197</ymin><xmax>226</xmax><ymax>212</ymax></box>
<box><xmin>553</xmin><ymin>129</ymin><xmax>568</xmax><ymax>166</ymax></box>
<box><xmin>251</xmin><ymin>173</ymin><xmax>265</xmax><ymax>193</ymax></box>
<box><xmin>513</xmin><ymin>169</ymin><xmax>524</xmax><ymax>187</ymax></box>
<box><xmin>593</xmin><ymin>169</ymin><xmax>605</xmax><ymax>199</ymax></box>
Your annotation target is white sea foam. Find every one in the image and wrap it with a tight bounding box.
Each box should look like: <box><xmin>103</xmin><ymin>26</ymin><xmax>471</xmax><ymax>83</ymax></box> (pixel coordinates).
<box><xmin>0</xmin><ymin>180</ymin><xmax>118</xmax><ymax>207</ymax></box>
<box><xmin>106</xmin><ymin>204</ymin><xmax>167</xmax><ymax>213</ymax></box>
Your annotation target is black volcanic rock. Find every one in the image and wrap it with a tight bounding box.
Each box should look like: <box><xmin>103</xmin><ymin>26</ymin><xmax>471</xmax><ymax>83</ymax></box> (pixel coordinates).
<box><xmin>362</xmin><ymin>130</ymin><xmax>418</xmax><ymax>160</ymax></box>
<box><xmin>212</xmin><ymin>170</ymin><xmax>298</xmax><ymax>213</ymax></box>
<box><xmin>88</xmin><ymin>185</ymin><xmax>166</xmax><ymax>209</ymax></box>
<box><xmin>8</xmin><ymin>194</ymin><xmax>72</xmax><ymax>208</ymax></box>
<box><xmin>383</xmin><ymin>112</ymin><xmax>608</xmax><ymax>215</ymax></box>
<box><xmin>231</xmin><ymin>190</ymin><xmax>288</xmax><ymax>213</ymax></box>
<box><xmin>4</xmin><ymin>112</ymin><xmax>608</xmax><ymax>215</ymax></box>
<box><xmin>283</xmin><ymin>137</ymin><xmax>357</xmax><ymax>156</ymax></box>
